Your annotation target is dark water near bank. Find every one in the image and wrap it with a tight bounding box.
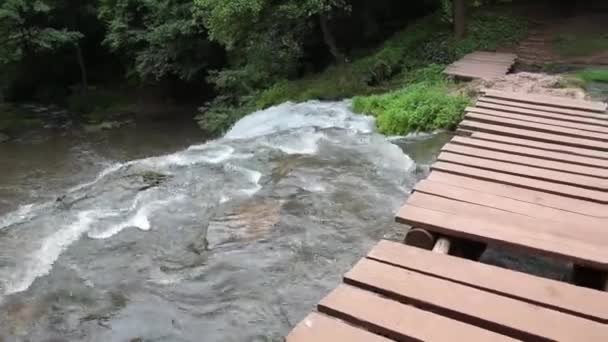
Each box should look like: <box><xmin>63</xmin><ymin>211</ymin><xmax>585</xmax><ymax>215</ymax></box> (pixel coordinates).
<box><xmin>0</xmin><ymin>101</ymin><xmax>453</xmax><ymax>341</ymax></box>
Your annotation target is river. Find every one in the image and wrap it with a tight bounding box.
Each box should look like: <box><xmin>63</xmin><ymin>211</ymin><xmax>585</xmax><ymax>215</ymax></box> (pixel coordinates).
<box><xmin>0</xmin><ymin>101</ymin><xmax>453</xmax><ymax>341</ymax></box>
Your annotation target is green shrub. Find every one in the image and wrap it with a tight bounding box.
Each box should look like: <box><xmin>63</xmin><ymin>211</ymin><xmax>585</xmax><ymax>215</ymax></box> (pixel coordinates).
<box><xmin>352</xmin><ymin>82</ymin><xmax>470</xmax><ymax>135</ymax></box>
<box><xmin>577</xmin><ymin>69</ymin><xmax>608</xmax><ymax>84</ymax></box>
<box><xmin>554</xmin><ymin>35</ymin><xmax>608</xmax><ymax>57</ymax></box>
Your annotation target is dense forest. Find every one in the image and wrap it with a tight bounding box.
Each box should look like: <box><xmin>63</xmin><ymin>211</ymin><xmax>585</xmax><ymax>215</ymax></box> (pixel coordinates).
<box><xmin>2</xmin><ymin>0</ymin><xmax>601</xmax><ymax>139</ymax></box>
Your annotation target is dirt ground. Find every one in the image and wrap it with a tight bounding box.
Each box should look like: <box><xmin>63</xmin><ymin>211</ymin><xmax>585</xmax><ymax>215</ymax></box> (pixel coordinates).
<box><xmin>455</xmin><ymin>72</ymin><xmax>588</xmax><ymax>100</ymax></box>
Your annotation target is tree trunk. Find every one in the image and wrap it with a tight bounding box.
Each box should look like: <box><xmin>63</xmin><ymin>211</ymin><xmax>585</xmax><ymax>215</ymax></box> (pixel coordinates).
<box><xmin>319</xmin><ymin>14</ymin><xmax>345</xmax><ymax>63</ymax></box>
<box><xmin>453</xmin><ymin>0</ymin><xmax>467</xmax><ymax>40</ymax></box>
<box><xmin>75</xmin><ymin>43</ymin><xmax>88</xmax><ymax>92</ymax></box>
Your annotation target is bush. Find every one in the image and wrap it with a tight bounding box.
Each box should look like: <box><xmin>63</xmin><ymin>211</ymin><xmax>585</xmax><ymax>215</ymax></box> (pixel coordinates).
<box><xmin>352</xmin><ymin>81</ymin><xmax>470</xmax><ymax>135</ymax></box>
<box><xmin>577</xmin><ymin>69</ymin><xmax>608</xmax><ymax>84</ymax></box>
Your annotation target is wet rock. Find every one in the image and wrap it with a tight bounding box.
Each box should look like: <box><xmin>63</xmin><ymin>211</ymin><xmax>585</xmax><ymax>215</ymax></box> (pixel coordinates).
<box><xmin>0</xmin><ymin>132</ymin><xmax>8</xmax><ymax>143</ymax></box>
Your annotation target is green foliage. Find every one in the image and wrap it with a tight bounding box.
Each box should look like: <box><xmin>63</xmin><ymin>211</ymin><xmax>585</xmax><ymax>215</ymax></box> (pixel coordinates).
<box><xmin>66</xmin><ymin>89</ymin><xmax>136</xmax><ymax>122</ymax></box>
<box><xmin>99</xmin><ymin>0</ymin><xmax>221</xmax><ymax>81</ymax></box>
<box><xmin>576</xmin><ymin>69</ymin><xmax>608</xmax><ymax>84</ymax></box>
<box><xmin>420</xmin><ymin>13</ymin><xmax>528</xmax><ymax>64</ymax></box>
<box><xmin>352</xmin><ymin>80</ymin><xmax>470</xmax><ymax>135</ymax></box>
<box><xmin>553</xmin><ymin>34</ymin><xmax>608</xmax><ymax>58</ymax></box>
<box><xmin>0</xmin><ymin>0</ymin><xmax>82</xmax><ymax>64</ymax></box>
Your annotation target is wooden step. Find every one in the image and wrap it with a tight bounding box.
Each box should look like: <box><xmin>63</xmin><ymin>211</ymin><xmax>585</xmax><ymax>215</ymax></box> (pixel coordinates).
<box><xmin>286</xmin><ymin>313</ymin><xmax>392</xmax><ymax>342</ymax></box>
<box><xmin>478</xmin><ymin>97</ymin><xmax>608</xmax><ymax>120</ymax></box>
<box><xmin>437</xmin><ymin>151</ymin><xmax>608</xmax><ymax>191</ymax></box>
<box><xmin>368</xmin><ymin>240</ymin><xmax>608</xmax><ymax>323</ymax></box>
<box><xmin>468</xmin><ymin>132</ymin><xmax>608</xmax><ymax>160</ymax></box>
<box><xmin>450</xmin><ymin>136</ymin><xmax>608</xmax><ymax>169</ymax></box>
<box><xmin>467</xmin><ymin>107</ymin><xmax>608</xmax><ymax>134</ymax></box>
<box><xmin>464</xmin><ymin>113</ymin><xmax>608</xmax><ymax>142</ymax></box>
<box><xmin>442</xmin><ymin>143</ymin><xmax>608</xmax><ymax>178</ymax></box>
<box><xmin>459</xmin><ymin>120</ymin><xmax>608</xmax><ymax>152</ymax></box>
<box><xmin>396</xmin><ymin>203</ymin><xmax>608</xmax><ymax>269</ymax></box>
<box><xmin>345</xmin><ymin>258</ymin><xmax>608</xmax><ymax>341</ymax></box>
<box><xmin>483</xmin><ymin>89</ymin><xmax>608</xmax><ymax>113</ymax></box>
<box><xmin>431</xmin><ymin>161</ymin><xmax>608</xmax><ymax>203</ymax></box>
<box><xmin>318</xmin><ymin>285</ymin><xmax>517</xmax><ymax>342</ymax></box>
<box><xmin>426</xmin><ymin>171</ymin><xmax>607</xmax><ymax>218</ymax></box>
<box><xmin>475</xmin><ymin>101</ymin><xmax>608</xmax><ymax>127</ymax></box>
<box><xmin>414</xmin><ymin>179</ymin><xmax>604</xmax><ymax>227</ymax></box>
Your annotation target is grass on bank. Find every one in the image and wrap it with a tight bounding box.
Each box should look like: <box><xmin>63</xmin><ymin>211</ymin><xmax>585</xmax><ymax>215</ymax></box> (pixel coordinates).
<box><xmin>199</xmin><ymin>11</ymin><xmax>528</xmax><ymax>136</ymax></box>
<box><xmin>352</xmin><ymin>65</ymin><xmax>471</xmax><ymax>135</ymax></box>
<box><xmin>576</xmin><ymin>69</ymin><xmax>608</xmax><ymax>84</ymax></box>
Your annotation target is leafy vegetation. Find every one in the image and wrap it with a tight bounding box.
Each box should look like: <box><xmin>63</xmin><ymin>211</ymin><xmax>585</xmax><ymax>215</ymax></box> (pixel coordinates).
<box><xmin>352</xmin><ymin>65</ymin><xmax>470</xmax><ymax>135</ymax></box>
<box><xmin>554</xmin><ymin>35</ymin><xmax>608</xmax><ymax>57</ymax></box>
<box><xmin>576</xmin><ymin>69</ymin><xmax>608</xmax><ymax>84</ymax></box>
<box><xmin>0</xmin><ymin>0</ymin><xmax>530</xmax><ymax>138</ymax></box>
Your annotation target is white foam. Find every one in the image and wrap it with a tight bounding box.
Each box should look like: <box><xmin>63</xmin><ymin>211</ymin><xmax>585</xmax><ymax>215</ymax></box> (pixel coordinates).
<box><xmin>68</xmin><ymin>163</ymin><xmax>124</xmax><ymax>192</ymax></box>
<box><xmin>87</xmin><ymin>196</ymin><xmax>184</xmax><ymax>240</ymax></box>
<box><xmin>4</xmin><ymin>210</ymin><xmax>96</xmax><ymax>295</ymax></box>
<box><xmin>225</xmin><ymin>101</ymin><xmax>374</xmax><ymax>140</ymax></box>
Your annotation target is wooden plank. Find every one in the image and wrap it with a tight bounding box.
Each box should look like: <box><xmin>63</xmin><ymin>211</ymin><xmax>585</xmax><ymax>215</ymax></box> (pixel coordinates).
<box><xmin>465</xmin><ymin>113</ymin><xmax>608</xmax><ymax>142</ymax></box>
<box><xmin>431</xmin><ymin>161</ymin><xmax>608</xmax><ymax>203</ymax></box>
<box><xmin>450</xmin><ymin>136</ymin><xmax>608</xmax><ymax>169</ymax></box>
<box><xmin>469</xmin><ymin>132</ymin><xmax>608</xmax><ymax>160</ymax></box>
<box><xmin>465</xmin><ymin>52</ymin><xmax>518</xmax><ymax>61</ymax></box>
<box><xmin>426</xmin><ymin>171</ymin><xmax>607</xmax><ymax>217</ymax></box>
<box><xmin>445</xmin><ymin>70</ymin><xmax>502</xmax><ymax>80</ymax></box>
<box><xmin>478</xmin><ymin>97</ymin><xmax>608</xmax><ymax>121</ymax></box>
<box><xmin>395</xmin><ymin>204</ymin><xmax>608</xmax><ymax>269</ymax></box>
<box><xmin>475</xmin><ymin>101</ymin><xmax>608</xmax><ymax>127</ymax></box>
<box><xmin>467</xmin><ymin>106</ymin><xmax>608</xmax><ymax>134</ymax></box>
<box><xmin>405</xmin><ymin>192</ymin><xmax>608</xmax><ymax>245</ymax></box>
<box><xmin>437</xmin><ymin>151</ymin><xmax>608</xmax><ymax>191</ymax></box>
<box><xmin>414</xmin><ymin>179</ymin><xmax>604</xmax><ymax>227</ymax></box>
<box><xmin>345</xmin><ymin>259</ymin><xmax>608</xmax><ymax>341</ymax></box>
<box><xmin>286</xmin><ymin>313</ymin><xmax>392</xmax><ymax>342</ymax></box>
<box><xmin>441</xmin><ymin>143</ymin><xmax>608</xmax><ymax>178</ymax></box>
<box><xmin>445</xmin><ymin>68</ymin><xmax>504</xmax><ymax>77</ymax></box>
<box><xmin>450</xmin><ymin>62</ymin><xmax>511</xmax><ymax>70</ymax></box>
<box><xmin>483</xmin><ymin>89</ymin><xmax>608</xmax><ymax>113</ymax></box>
<box><xmin>459</xmin><ymin>120</ymin><xmax>608</xmax><ymax>151</ymax></box>
<box><xmin>318</xmin><ymin>285</ymin><xmax>518</xmax><ymax>342</ymax></box>
<box><xmin>368</xmin><ymin>240</ymin><xmax>608</xmax><ymax>324</ymax></box>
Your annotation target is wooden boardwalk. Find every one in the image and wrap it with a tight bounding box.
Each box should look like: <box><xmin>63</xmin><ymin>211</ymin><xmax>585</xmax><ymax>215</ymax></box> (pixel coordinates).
<box><xmin>287</xmin><ymin>90</ymin><xmax>608</xmax><ymax>341</ymax></box>
<box><xmin>444</xmin><ymin>52</ymin><xmax>518</xmax><ymax>80</ymax></box>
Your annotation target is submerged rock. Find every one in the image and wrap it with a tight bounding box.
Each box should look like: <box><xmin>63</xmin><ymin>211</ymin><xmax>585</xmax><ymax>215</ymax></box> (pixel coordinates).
<box><xmin>83</xmin><ymin>120</ymin><xmax>132</xmax><ymax>132</ymax></box>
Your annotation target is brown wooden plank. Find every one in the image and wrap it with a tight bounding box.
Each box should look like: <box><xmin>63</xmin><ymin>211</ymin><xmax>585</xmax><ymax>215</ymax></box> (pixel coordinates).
<box><xmin>483</xmin><ymin>89</ymin><xmax>607</xmax><ymax>113</ymax></box>
<box><xmin>469</xmin><ymin>132</ymin><xmax>608</xmax><ymax>160</ymax></box>
<box><xmin>465</xmin><ymin>52</ymin><xmax>518</xmax><ymax>61</ymax></box>
<box><xmin>286</xmin><ymin>313</ymin><xmax>392</xmax><ymax>342</ymax></box>
<box><xmin>459</xmin><ymin>120</ymin><xmax>608</xmax><ymax>151</ymax></box>
<box><xmin>431</xmin><ymin>161</ymin><xmax>608</xmax><ymax>203</ymax></box>
<box><xmin>476</xmin><ymin>101</ymin><xmax>608</xmax><ymax>127</ymax></box>
<box><xmin>450</xmin><ymin>62</ymin><xmax>511</xmax><ymax>70</ymax></box>
<box><xmin>465</xmin><ymin>113</ymin><xmax>608</xmax><ymax>142</ymax></box>
<box><xmin>445</xmin><ymin>68</ymin><xmax>504</xmax><ymax>78</ymax></box>
<box><xmin>414</xmin><ymin>180</ymin><xmax>604</xmax><ymax>228</ymax></box>
<box><xmin>467</xmin><ymin>106</ymin><xmax>608</xmax><ymax>134</ymax></box>
<box><xmin>345</xmin><ymin>259</ymin><xmax>608</xmax><ymax>341</ymax></box>
<box><xmin>395</xmin><ymin>204</ymin><xmax>608</xmax><ymax>269</ymax></box>
<box><xmin>479</xmin><ymin>97</ymin><xmax>608</xmax><ymax>121</ymax></box>
<box><xmin>437</xmin><ymin>151</ymin><xmax>608</xmax><ymax>191</ymax></box>
<box><xmin>445</xmin><ymin>71</ymin><xmax>503</xmax><ymax>80</ymax></box>
<box><xmin>450</xmin><ymin>136</ymin><xmax>608</xmax><ymax>169</ymax></box>
<box><xmin>318</xmin><ymin>285</ymin><xmax>518</xmax><ymax>342</ymax></box>
<box><xmin>405</xmin><ymin>192</ymin><xmax>608</xmax><ymax>245</ymax></box>
<box><xmin>441</xmin><ymin>143</ymin><xmax>608</xmax><ymax>178</ymax></box>
<box><xmin>426</xmin><ymin>171</ymin><xmax>607</xmax><ymax>217</ymax></box>
<box><xmin>368</xmin><ymin>240</ymin><xmax>608</xmax><ymax>323</ymax></box>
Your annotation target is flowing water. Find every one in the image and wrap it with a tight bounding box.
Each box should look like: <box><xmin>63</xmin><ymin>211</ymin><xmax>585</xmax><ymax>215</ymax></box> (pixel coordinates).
<box><xmin>0</xmin><ymin>101</ymin><xmax>450</xmax><ymax>341</ymax></box>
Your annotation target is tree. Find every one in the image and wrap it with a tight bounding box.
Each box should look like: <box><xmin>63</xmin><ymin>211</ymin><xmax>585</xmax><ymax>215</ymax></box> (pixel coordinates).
<box><xmin>194</xmin><ymin>0</ymin><xmax>352</xmax><ymax>94</ymax></box>
<box><xmin>0</xmin><ymin>0</ymin><xmax>82</xmax><ymax>64</ymax></box>
<box><xmin>453</xmin><ymin>0</ymin><xmax>467</xmax><ymax>40</ymax></box>
<box><xmin>98</xmin><ymin>0</ymin><xmax>223</xmax><ymax>82</ymax></box>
